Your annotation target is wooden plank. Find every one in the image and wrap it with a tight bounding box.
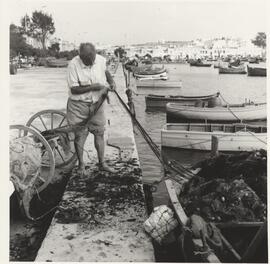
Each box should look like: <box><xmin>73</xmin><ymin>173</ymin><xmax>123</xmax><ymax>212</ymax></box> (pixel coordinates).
<box><xmin>215</xmin><ymin>221</ymin><xmax>263</xmax><ymax>229</ymax></box>
<box><xmin>241</xmin><ymin>220</ymin><xmax>267</xmax><ymax>262</ymax></box>
<box><xmin>211</xmin><ymin>135</ymin><xmax>219</xmax><ymax>157</ymax></box>
<box><xmin>165</xmin><ymin>179</ymin><xmax>188</xmax><ymax>225</ymax></box>
<box><xmin>165</xmin><ymin>179</ymin><xmax>220</xmax><ymax>263</ymax></box>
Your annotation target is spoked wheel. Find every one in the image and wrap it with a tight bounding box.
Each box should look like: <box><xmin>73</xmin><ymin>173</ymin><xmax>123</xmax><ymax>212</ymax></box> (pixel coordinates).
<box><xmin>10</xmin><ymin>125</ymin><xmax>55</xmax><ymax>193</ymax></box>
<box><xmin>26</xmin><ymin>109</ymin><xmax>77</xmax><ymax>168</ymax></box>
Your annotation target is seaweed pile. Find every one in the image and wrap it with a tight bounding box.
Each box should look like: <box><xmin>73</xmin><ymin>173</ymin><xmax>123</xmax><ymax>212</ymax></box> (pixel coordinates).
<box><xmin>55</xmin><ymin>158</ymin><xmax>145</xmax><ymax>226</ymax></box>
<box><xmin>180</xmin><ymin>150</ymin><xmax>267</xmax><ymax>223</ymax></box>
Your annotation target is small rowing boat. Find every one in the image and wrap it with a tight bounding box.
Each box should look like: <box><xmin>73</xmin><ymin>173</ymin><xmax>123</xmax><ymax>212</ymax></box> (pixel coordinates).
<box><xmin>134</xmin><ymin>71</ymin><xmax>168</xmax><ymax>80</ymax></box>
<box><xmin>219</xmin><ymin>66</ymin><xmax>246</xmax><ymax>74</ymax></box>
<box><xmin>166</xmin><ymin>102</ymin><xmax>266</xmax><ymax>122</ymax></box>
<box><xmin>189</xmin><ymin>60</ymin><xmax>212</xmax><ymax>67</ymax></box>
<box><xmin>165</xmin><ymin>180</ymin><xmax>266</xmax><ymax>262</ymax></box>
<box><xmin>145</xmin><ymin>92</ymin><xmax>219</xmax><ymax>110</ymax></box>
<box><xmin>47</xmin><ymin>58</ymin><xmax>69</xmax><ymax>68</ymax></box>
<box><xmin>247</xmin><ymin>65</ymin><xmax>267</xmax><ymax>77</ymax></box>
<box><xmin>136</xmin><ymin>80</ymin><xmax>182</xmax><ymax>89</ymax></box>
<box><xmin>161</xmin><ymin>123</ymin><xmax>266</xmax><ymax>151</ymax></box>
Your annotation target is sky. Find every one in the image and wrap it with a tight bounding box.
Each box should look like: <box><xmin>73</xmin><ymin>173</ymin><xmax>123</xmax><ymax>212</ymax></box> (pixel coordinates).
<box><xmin>7</xmin><ymin>0</ymin><xmax>268</xmax><ymax>45</ymax></box>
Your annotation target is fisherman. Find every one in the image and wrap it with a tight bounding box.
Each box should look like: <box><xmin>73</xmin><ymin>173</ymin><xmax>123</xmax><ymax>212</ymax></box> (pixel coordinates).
<box><xmin>66</xmin><ymin>42</ymin><xmax>116</xmax><ymax>175</ymax></box>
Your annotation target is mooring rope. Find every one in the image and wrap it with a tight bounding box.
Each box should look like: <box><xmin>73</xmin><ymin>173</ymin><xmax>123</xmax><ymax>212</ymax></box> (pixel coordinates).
<box><xmin>112</xmin><ymin>88</ymin><xmax>196</xmax><ymax>182</ymax></box>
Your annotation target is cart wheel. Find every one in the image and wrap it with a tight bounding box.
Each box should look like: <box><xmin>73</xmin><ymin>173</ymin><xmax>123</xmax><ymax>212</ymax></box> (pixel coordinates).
<box><xmin>26</xmin><ymin>109</ymin><xmax>77</xmax><ymax>168</ymax></box>
<box><xmin>10</xmin><ymin>125</ymin><xmax>55</xmax><ymax>193</ymax></box>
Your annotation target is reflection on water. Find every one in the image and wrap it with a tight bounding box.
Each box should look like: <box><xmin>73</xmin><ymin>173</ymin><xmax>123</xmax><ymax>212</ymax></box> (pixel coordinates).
<box><xmin>133</xmin><ymin>63</ymin><xmax>266</xmax><ymax>207</ymax></box>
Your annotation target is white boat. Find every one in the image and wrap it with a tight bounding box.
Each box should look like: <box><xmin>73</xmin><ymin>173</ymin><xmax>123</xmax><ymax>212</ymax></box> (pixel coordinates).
<box><xmin>166</xmin><ymin>102</ymin><xmax>266</xmax><ymax>122</ymax></box>
<box><xmin>136</xmin><ymin>80</ymin><xmax>182</xmax><ymax>88</ymax></box>
<box><xmin>161</xmin><ymin>123</ymin><xmax>267</xmax><ymax>151</ymax></box>
<box><xmin>134</xmin><ymin>71</ymin><xmax>168</xmax><ymax>80</ymax></box>
<box><xmin>145</xmin><ymin>92</ymin><xmax>219</xmax><ymax>110</ymax></box>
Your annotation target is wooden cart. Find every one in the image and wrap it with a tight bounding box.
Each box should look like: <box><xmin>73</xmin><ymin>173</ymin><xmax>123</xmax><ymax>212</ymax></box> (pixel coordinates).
<box><xmin>10</xmin><ymin>109</ymin><xmax>77</xmax><ymax>219</ymax></box>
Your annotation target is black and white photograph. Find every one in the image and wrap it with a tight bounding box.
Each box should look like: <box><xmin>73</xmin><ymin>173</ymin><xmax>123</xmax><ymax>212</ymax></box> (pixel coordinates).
<box><xmin>2</xmin><ymin>0</ymin><xmax>268</xmax><ymax>262</ymax></box>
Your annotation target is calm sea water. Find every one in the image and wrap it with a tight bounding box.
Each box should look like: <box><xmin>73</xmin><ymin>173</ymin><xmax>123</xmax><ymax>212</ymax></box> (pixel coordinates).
<box><xmin>132</xmin><ymin>63</ymin><xmax>266</xmax><ymax>206</ymax></box>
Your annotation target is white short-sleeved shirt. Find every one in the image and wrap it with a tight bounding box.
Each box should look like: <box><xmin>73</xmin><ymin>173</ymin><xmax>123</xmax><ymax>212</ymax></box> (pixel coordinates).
<box><xmin>67</xmin><ymin>54</ymin><xmax>107</xmax><ymax>102</ymax></box>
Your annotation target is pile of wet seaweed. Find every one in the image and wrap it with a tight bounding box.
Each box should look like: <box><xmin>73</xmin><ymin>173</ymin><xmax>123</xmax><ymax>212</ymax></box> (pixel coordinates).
<box><xmin>180</xmin><ymin>150</ymin><xmax>267</xmax><ymax>223</ymax></box>
<box><xmin>55</xmin><ymin>158</ymin><xmax>145</xmax><ymax>225</ymax></box>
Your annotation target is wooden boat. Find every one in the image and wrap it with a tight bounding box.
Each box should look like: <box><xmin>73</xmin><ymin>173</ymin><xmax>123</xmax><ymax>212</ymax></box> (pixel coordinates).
<box><xmin>161</xmin><ymin>123</ymin><xmax>267</xmax><ymax>151</ymax></box>
<box><xmin>133</xmin><ymin>65</ymin><xmax>166</xmax><ymax>75</ymax></box>
<box><xmin>145</xmin><ymin>92</ymin><xmax>219</xmax><ymax>110</ymax></box>
<box><xmin>189</xmin><ymin>60</ymin><xmax>212</xmax><ymax>67</ymax></box>
<box><xmin>134</xmin><ymin>71</ymin><xmax>168</xmax><ymax>80</ymax></box>
<box><xmin>248</xmin><ymin>57</ymin><xmax>260</xmax><ymax>64</ymax></box>
<box><xmin>165</xmin><ymin>178</ymin><xmax>267</xmax><ymax>262</ymax></box>
<box><xmin>247</xmin><ymin>65</ymin><xmax>267</xmax><ymax>77</ymax></box>
<box><xmin>136</xmin><ymin>80</ymin><xmax>181</xmax><ymax>89</ymax></box>
<box><xmin>219</xmin><ymin>66</ymin><xmax>246</xmax><ymax>74</ymax></box>
<box><xmin>166</xmin><ymin>102</ymin><xmax>266</xmax><ymax>122</ymax></box>
<box><xmin>47</xmin><ymin>59</ymin><xmax>69</xmax><ymax>68</ymax></box>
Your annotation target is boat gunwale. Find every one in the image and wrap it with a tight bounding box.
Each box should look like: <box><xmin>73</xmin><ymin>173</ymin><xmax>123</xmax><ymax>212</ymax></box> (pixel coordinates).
<box><xmin>162</xmin><ymin>123</ymin><xmax>267</xmax><ymax>135</ymax></box>
<box><xmin>146</xmin><ymin>92</ymin><xmax>219</xmax><ymax>100</ymax></box>
<box><xmin>166</xmin><ymin>103</ymin><xmax>266</xmax><ymax>113</ymax></box>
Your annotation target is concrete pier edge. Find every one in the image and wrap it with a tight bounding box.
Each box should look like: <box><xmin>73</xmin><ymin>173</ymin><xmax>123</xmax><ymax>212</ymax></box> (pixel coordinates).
<box><xmin>35</xmin><ymin>64</ymin><xmax>155</xmax><ymax>262</ymax></box>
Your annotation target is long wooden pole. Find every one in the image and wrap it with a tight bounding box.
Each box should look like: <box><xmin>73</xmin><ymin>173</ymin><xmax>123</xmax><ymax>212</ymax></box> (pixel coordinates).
<box><xmin>211</xmin><ymin>135</ymin><xmax>219</xmax><ymax>157</ymax></box>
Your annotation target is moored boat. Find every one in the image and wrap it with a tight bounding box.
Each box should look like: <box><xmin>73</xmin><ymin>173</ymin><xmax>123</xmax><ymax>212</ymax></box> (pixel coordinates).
<box><xmin>136</xmin><ymin>80</ymin><xmax>182</xmax><ymax>89</ymax></box>
<box><xmin>134</xmin><ymin>71</ymin><xmax>168</xmax><ymax>80</ymax></box>
<box><xmin>161</xmin><ymin>123</ymin><xmax>267</xmax><ymax>151</ymax></box>
<box><xmin>145</xmin><ymin>92</ymin><xmax>220</xmax><ymax>110</ymax></box>
<box><xmin>189</xmin><ymin>60</ymin><xmax>212</xmax><ymax>67</ymax></box>
<box><xmin>47</xmin><ymin>58</ymin><xmax>69</xmax><ymax>68</ymax></box>
<box><xmin>133</xmin><ymin>65</ymin><xmax>168</xmax><ymax>80</ymax></box>
<box><xmin>219</xmin><ymin>66</ymin><xmax>246</xmax><ymax>74</ymax></box>
<box><xmin>247</xmin><ymin>65</ymin><xmax>267</xmax><ymax>77</ymax></box>
<box><xmin>165</xmin><ymin>149</ymin><xmax>267</xmax><ymax>263</ymax></box>
<box><xmin>166</xmin><ymin>102</ymin><xmax>266</xmax><ymax>122</ymax></box>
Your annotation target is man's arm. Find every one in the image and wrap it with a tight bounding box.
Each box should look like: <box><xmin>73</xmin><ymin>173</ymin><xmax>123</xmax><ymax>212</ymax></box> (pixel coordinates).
<box><xmin>70</xmin><ymin>83</ymin><xmax>104</xmax><ymax>95</ymax></box>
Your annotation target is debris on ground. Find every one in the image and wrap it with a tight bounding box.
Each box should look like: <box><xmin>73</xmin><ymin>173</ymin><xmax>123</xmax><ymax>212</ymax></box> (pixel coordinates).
<box><xmin>55</xmin><ymin>158</ymin><xmax>146</xmax><ymax>228</ymax></box>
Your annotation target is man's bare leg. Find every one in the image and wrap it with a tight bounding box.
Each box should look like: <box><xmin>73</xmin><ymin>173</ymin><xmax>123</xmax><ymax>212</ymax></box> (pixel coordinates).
<box><xmin>94</xmin><ymin>133</ymin><xmax>115</xmax><ymax>173</ymax></box>
<box><xmin>74</xmin><ymin>129</ymin><xmax>88</xmax><ymax>174</ymax></box>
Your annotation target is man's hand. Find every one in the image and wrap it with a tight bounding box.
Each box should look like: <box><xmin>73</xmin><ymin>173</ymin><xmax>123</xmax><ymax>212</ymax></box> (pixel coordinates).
<box><xmin>109</xmin><ymin>81</ymin><xmax>116</xmax><ymax>91</ymax></box>
<box><xmin>100</xmin><ymin>86</ymin><xmax>110</xmax><ymax>97</ymax></box>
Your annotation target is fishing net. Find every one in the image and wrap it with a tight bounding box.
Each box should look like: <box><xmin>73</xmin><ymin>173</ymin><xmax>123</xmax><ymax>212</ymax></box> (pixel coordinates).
<box><xmin>144</xmin><ymin>205</ymin><xmax>178</xmax><ymax>244</ymax></box>
<box><xmin>180</xmin><ymin>150</ymin><xmax>267</xmax><ymax>223</ymax></box>
<box><xmin>10</xmin><ymin>136</ymin><xmax>43</xmax><ymax>217</ymax></box>
<box><xmin>10</xmin><ymin>136</ymin><xmax>42</xmax><ymax>192</ymax></box>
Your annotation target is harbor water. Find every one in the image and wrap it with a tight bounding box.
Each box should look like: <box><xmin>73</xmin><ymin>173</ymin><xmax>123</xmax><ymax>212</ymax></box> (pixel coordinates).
<box><xmin>132</xmin><ymin>63</ymin><xmax>266</xmax><ymax>206</ymax></box>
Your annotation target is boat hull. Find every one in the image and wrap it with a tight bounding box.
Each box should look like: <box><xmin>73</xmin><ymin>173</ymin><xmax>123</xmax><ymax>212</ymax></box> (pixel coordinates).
<box><xmin>161</xmin><ymin>123</ymin><xmax>267</xmax><ymax>151</ymax></box>
<box><xmin>145</xmin><ymin>93</ymin><xmax>219</xmax><ymax>110</ymax></box>
<box><xmin>247</xmin><ymin>66</ymin><xmax>267</xmax><ymax>77</ymax></box>
<box><xmin>136</xmin><ymin>80</ymin><xmax>181</xmax><ymax>89</ymax></box>
<box><xmin>189</xmin><ymin>62</ymin><xmax>212</xmax><ymax>67</ymax></box>
<box><xmin>219</xmin><ymin>66</ymin><xmax>246</xmax><ymax>74</ymax></box>
<box><xmin>166</xmin><ymin>103</ymin><xmax>266</xmax><ymax>122</ymax></box>
<box><xmin>134</xmin><ymin>71</ymin><xmax>167</xmax><ymax>80</ymax></box>
<box><xmin>47</xmin><ymin>60</ymin><xmax>69</xmax><ymax>68</ymax></box>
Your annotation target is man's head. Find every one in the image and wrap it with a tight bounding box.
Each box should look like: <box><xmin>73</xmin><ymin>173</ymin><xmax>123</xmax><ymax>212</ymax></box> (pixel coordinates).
<box><xmin>79</xmin><ymin>43</ymin><xmax>96</xmax><ymax>66</ymax></box>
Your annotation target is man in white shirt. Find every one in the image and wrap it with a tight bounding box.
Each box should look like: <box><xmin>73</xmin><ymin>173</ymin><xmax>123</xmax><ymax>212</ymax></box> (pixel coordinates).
<box><xmin>66</xmin><ymin>43</ymin><xmax>115</xmax><ymax>175</ymax></box>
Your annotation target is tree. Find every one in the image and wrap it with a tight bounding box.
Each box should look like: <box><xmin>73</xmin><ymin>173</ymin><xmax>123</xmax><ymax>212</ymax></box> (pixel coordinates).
<box><xmin>10</xmin><ymin>24</ymin><xmax>33</xmax><ymax>57</ymax></box>
<box><xmin>21</xmin><ymin>11</ymin><xmax>55</xmax><ymax>50</ymax></box>
<box><xmin>48</xmin><ymin>42</ymin><xmax>60</xmax><ymax>57</ymax></box>
<box><xmin>252</xmin><ymin>32</ymin><xmax>266</xmax><ymax>49</ymax></box>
